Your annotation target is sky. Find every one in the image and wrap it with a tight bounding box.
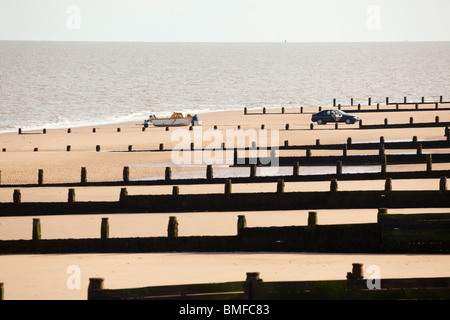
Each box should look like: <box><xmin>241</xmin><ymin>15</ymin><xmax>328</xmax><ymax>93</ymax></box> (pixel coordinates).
<box><xmin>0</xmin><ymin>0</ymin><xmax>449</xmax><ymax>42</ymax></box>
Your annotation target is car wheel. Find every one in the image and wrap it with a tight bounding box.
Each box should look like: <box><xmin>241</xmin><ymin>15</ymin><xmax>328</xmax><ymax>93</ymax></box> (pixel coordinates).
<box><xmin>345</xmin><ymin>119</ymin><xmax>351</xmax><ymax>124</ymax></box>
<box><xmin>317</xmin><ymin>119</ymin><xmax>323</xmax><ymax>125</ymax></box>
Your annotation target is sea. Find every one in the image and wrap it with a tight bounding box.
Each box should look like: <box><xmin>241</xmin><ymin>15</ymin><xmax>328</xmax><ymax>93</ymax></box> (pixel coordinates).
<box><xmin>0</xmin><ymin>41</ymin><xmax>449</xmax><ymax>133</ymax></box>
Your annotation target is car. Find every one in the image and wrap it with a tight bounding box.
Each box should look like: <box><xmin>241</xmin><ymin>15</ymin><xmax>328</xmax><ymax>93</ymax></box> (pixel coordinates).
<box><xmin>311</xmin><ymin>109</ymin><xmax>360</xmax><ymax>125</ymax></box>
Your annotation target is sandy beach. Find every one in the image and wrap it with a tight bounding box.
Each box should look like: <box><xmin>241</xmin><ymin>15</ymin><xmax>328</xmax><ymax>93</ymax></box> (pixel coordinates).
<box><xmin>0</xmin><ymin>105</ymin><xmax>449</xmax><ymax>300</ymax></box>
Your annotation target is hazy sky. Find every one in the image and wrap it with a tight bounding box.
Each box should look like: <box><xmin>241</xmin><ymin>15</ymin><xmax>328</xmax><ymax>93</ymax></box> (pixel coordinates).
<box><xmin>1</xmin><ymin>0</ymin><xmax>449</xmax><ymax>42</ymax></box>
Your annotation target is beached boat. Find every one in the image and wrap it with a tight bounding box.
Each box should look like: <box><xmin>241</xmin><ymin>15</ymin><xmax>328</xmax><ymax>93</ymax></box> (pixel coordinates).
<box><xmin>144</xmin><ymin>112</ymin><xmax>195</xmax><ymax>127</ymax></box>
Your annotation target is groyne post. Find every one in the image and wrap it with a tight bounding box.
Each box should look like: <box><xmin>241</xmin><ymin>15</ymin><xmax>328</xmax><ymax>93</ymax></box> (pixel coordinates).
<box><xmin>13</xmin><ymin>189</ymin><xmax>21</xmax><ymax>204</ymax></box>
<box><xmin>81</xmin><ymin>167</ymin><xmax>87</xmax><ymax>184</ymax></box>
<box><xmin>68</xmin><ymin>188</ymin><xmax>76</xmax><ymax>203</ymax></box>
<box><xmin>277</xmin><ymin>179</ymin><xmax>285</xmax><ymax>194</ymax></box>
<box><xmin>88</xmin><ymin>278</ymin><xmax>104</xmax><ymax>300</ymax></box>
<box><xmin>237</xmin><ymin>215</ymin><xmax>246</xmax><ymax>236</ymax></box>
<box><xmin>206</xmin><ymin>165</ymin><xmax>213</xmax><ymax>180</ymax></box>
<box><xmin>32</xmin><ymin>218</ymin><xmax>41</xmax><ymax>241</ymax></box>
<box><xmin>439</xmin><ymin>177</ymin><xmax>447</xmax><ymax>194</ymax></box>
<box><xmin>224</xmin><ymin>179</ymin><xmax>232</xmax><ymax>194</ymax></box>
<box><xmin>165</xmin><ymin>167</ymin><xmax>172</xmax><ymax>181</ymax></box>
<box><xmin>330</xmin><ymin>179</ymin><xmax>338</xmax><ymax>192</ymax></box>
<box><xmin>168</xmin><ymin>216</ymin><xmax>178</xmax><ymax>238</ymax></box>
<box><xmin>308</xmin><ymin>211</ymin><xmax>317</xmax><ymax>226</ymax></box>
<box><xmin>101</xmin><ymin>218</ymin><xmax>109</xmax><ymax>239</ymax></box>
<box><xmin>123</xmin><ymin>166</ymin><xmax>130</xmax><ymax>182</ymax></box>
<box><xmin>38</xmin><ymin>169</ymin><xmax>44</xmax><ymax>185</ymax></box>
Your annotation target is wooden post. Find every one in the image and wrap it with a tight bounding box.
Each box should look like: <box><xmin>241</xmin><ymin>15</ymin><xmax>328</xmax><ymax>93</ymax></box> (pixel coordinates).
<box><xmin>250</xmin><ymin>164</ymin><xmax>257</xmax><ymax>178</ymax></box>
<box><xmin>379</xmin><ymin>144</ymin><xmax>385</xmax><ymax>156</ymax></box>
<box><xmin>417</xmin><ymin>143</ymin><xmax>422</xmax><ymax>155</ymax></box>
<box><xmin>206</xmin><ymin>165</ymin><xmax>213</xmax><ymax>180</ymax></box>
<box><xmin>308</xmin><ymin>211</ymin><xmax>317</xmax><ymax>226</ymax></box>
<box><xmin>386</xmin><ymin>97</ymin><xmax>389</xmax><ymax>105</ymax></box>
<box><xmin>435</xmin><ymin>116</ymin><xmax>439</xmax><ymax>123</ymax></box>
<box><xmin>410</xmin><ymin>117</ymin><xmax>414</xmax><ymax>124</ymax></box>
<box><xmin>0</xmin><ymin>282</ymin><xmax>3</xmax><ymax>300</ymax></box>
<box><xmin>263</xmin><ymin>107</ymin><xmax>266</xmax><ymax>114</ymax></box>
<box><xmin>310</xmin><ymin>123</ymin><xmax>314</xmax><ymax>130</ymax></box>
<box><xmin>81</xmin><ymin>167</ymin><xmax>87</xmax><ymax>184</ymax></box>
<box><xmin>368</xmin><ymin>97</ymin><xmax>371</xmax><ymax>106</ymax></box>
<box><xmin>172</xmin><ymin>186</ymin><xmax>179</xmax><ymax>196</ymax></box>
<box><xmin>165</xmin><ymin>127</ymin><xmax>169</xmax><ymax>131</ymax></box>
<box><xmin>330</xmin><ymin>179</ymin><xmax>338</xmax><ymax>192</ymax></box>
<box><xmin>168</xmin><ymin>216</ymin><xmax>178</xmax><ymax>238</ymax></box>
<box><xmin>261</xmin><ymin>124</ymin><xmax>265</xmax><ymax>130</ymax></box>
<box><xmin>32</xmin><ymin>218</ymin><xmax>41</xmax><ymax>240</ymax></box>
<box><xmin>427</xmin><ymin>154</ymin><xmax>432</xmax><ymax>172</ymax></box>
<box><xmin>358</xmin><ymin>103</ymin><xmax>361</xmax><ymax>111</ymax></box>
<box><xmin>68</xmin><ymin>188</ymin><xmax>75</xmax><ymax>203</ymax></box>
<box><xmin>224</xmin><ymin>179</ymin><xmax>232</xmax><ymax>194</ymax></box>
<box><xmin>18</xmin><ymin>128</ymin><xmax>22</xmax><ymax>134</ymax></box>
<box><xmin>381</xmin><ymin>155</ymin><xmax>387</xmax><ymax>174</ymax></box>
<box><xmin>67</xmin><ymin>128</ymin><xmax>71</xmax><ymax>133</ymax></box>
<box><xmin>415</xmin><ymin>103</ymin><xmax>418</xmax><ymax>110</ymax></box>
<box><xmin>13</xmin><ymin>189</ymin><xmax>21</xmax><ymax>204</ymax></box>
<box><xmin>347</xmin><ymin>137</ymin><xmax>352</xmax><ymax>146</ymax></box>
<box><xmin>285</xmin><ymin>123</ymin><xmax>289</xmax><ymax>130</ymax></box>
<box><xmin>246</xmin><ymin>272</ymin><xmax>262</xmax><ymax>300</ymax></box>
<box><xmin>43</xmin><ymin>128</ymin><xmax>47</xmax><ymax>134</ymax></box>
<box><xmin>385</xmin><ymin>178</ymin><xmax>392</xmax><ymax>192</ymax></box>
<box><xmin>165</xmin><ymin>167</ymin><xmax>172</xmax><ymax>181</ymax></box>
<box><xmin>101</xmin><ymin>218</ymin><xmax>109</xmax><ymax>239</ymax></box>
<box><xmin>300</xmin><ymin>107</ymin><xmax>303</xmax><ymax>114</ymax></box>
<box><xmin>359</xmin><ymin>120</ymin><xmax>362</xmax><ymax>128</ymax></box>
<box><xmin>38</xmin><ymin>169</ymin><xmax>44</xmax><ymax>185</ymax></box>
<box><xmin>244</xmin><ymin>107</ymin><xmax>247</xmax><ymax>115</ymax></box>
<box><xmin>336</xmin><ymin>161</ymin><xmax>342</xmax><ymax>176</ymax></box>
<box><xmin>293</xmin><ymin>161</ymin><xmax>299</xmax><ymax>177</ymax></box>
<box><xmin>404</xmin><ymin>97</ymin><xmax>407</xmax><ymax>104</ymax></box>
<box><xmin>351</xmin><ymin>98</ymin><xmax>353</xmax><ymax>106</ymax></box>
<box><xmin>343</xmin><ymin>144</ymin><xmax>347</xmax><ymax>157</ymax></box>
<box><xmin>333</xmin><ymin>98</ymin><xmax>336</xmax><ymax>107</ymax></box>
<box><xmin>277</xmin><ymin>179</ymin><xmax>285</xmax><ymax>194</ymax></box>
<box><xmin>88</xmin><ymin>278</ymin><xmax>104</xmax><ymax>300</ymax></box>
<box><xmin>412</xmin><ymin>136</ymin><xmax>418</xmax><ymax>143</ymax></box>
<box><xmin>96</xmin><ymin>145</ymin><xmax>101</xmax><ymax>152</ymax></box>
<box><xmin>159</xmin><ymin>143</ymin><xmax>164</xmax><ymax>151</ymax></box>
<box><xmin>384</xmin><ymin>118</ymin><xmax>388</xmax><ymax>126</ymax></box>
<box><xmin>122</xmin><ymin>166</ymin><xmax>130</xmax><ymax>182</ymax></box>
<box><xmin>316</xmin><ymin>139</ymin><xmax>320</xmax><ymax>146</ymax></box>
<box><xmin>237</xmin><ymin>215</ymin><xmax>246</xmax><ymax>235</ymax></box>
<box><xmin>281</xmin><ymin>107</ymin><xmax>285</xmax><ymax>114</ymax></box>
<box><xmin>119</xmin><ymin>188</ymin><xmax>128</xmax><ymax>202</ymax></box>
<box><xmin>66</xmin><ymin>145</ymin><xmax>71</xmax><ymax>152</ymax></box>
<box><xmin>128</xmin><ymin>145</ymin><xmax>133</xmax><ymax>152</ymax></box>
<box><xmin>306</xmin><ymin>148</ymin><xmax>311</xmax><ymax>158</ymax></box>
<box><xmin>440</xmin><ymin>177</ymin><xmax>447</xmax><ymax>194</ymax></box>
<box><xmin>92</xmin><ymin>128</ymin><xmax>96</xmax><ymax>133</ymax></box>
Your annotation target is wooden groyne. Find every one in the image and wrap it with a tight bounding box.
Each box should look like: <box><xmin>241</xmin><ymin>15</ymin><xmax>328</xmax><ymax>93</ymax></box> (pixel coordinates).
<box><xmin>0</xmin><ymin>188</ymin><xmax>448</xmax><ymax>217</ymax></box>
<box><xmin>0</xmin><ymin>210</ymin><xmax>448</xmax><ymax>255</ymax></box>
<box><xmin>86</xmin><ymin>263</ymin><xmax>450</xmax><ymax>300</ymax></box>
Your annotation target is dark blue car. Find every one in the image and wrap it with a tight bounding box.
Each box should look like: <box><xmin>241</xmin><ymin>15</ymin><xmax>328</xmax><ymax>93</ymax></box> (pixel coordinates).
<box><xmin>311</xmin><ymin>109</ymin><xmax>360</xmax><ymax>125</ymax></box>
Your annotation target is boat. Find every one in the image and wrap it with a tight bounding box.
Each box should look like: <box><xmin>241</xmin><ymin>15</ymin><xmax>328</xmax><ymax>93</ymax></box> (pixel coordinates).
<box><xmin>143</xmin><ymin>112</ymin><xmax>196</xmax><ymax>127</ymax></box>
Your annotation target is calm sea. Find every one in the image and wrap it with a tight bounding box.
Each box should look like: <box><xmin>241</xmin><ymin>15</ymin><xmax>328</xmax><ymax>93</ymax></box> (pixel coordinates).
<box><xmin>0</xmin><ymin>41</ymin><xmax>449</xmax><ymax>133</ymax></box>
